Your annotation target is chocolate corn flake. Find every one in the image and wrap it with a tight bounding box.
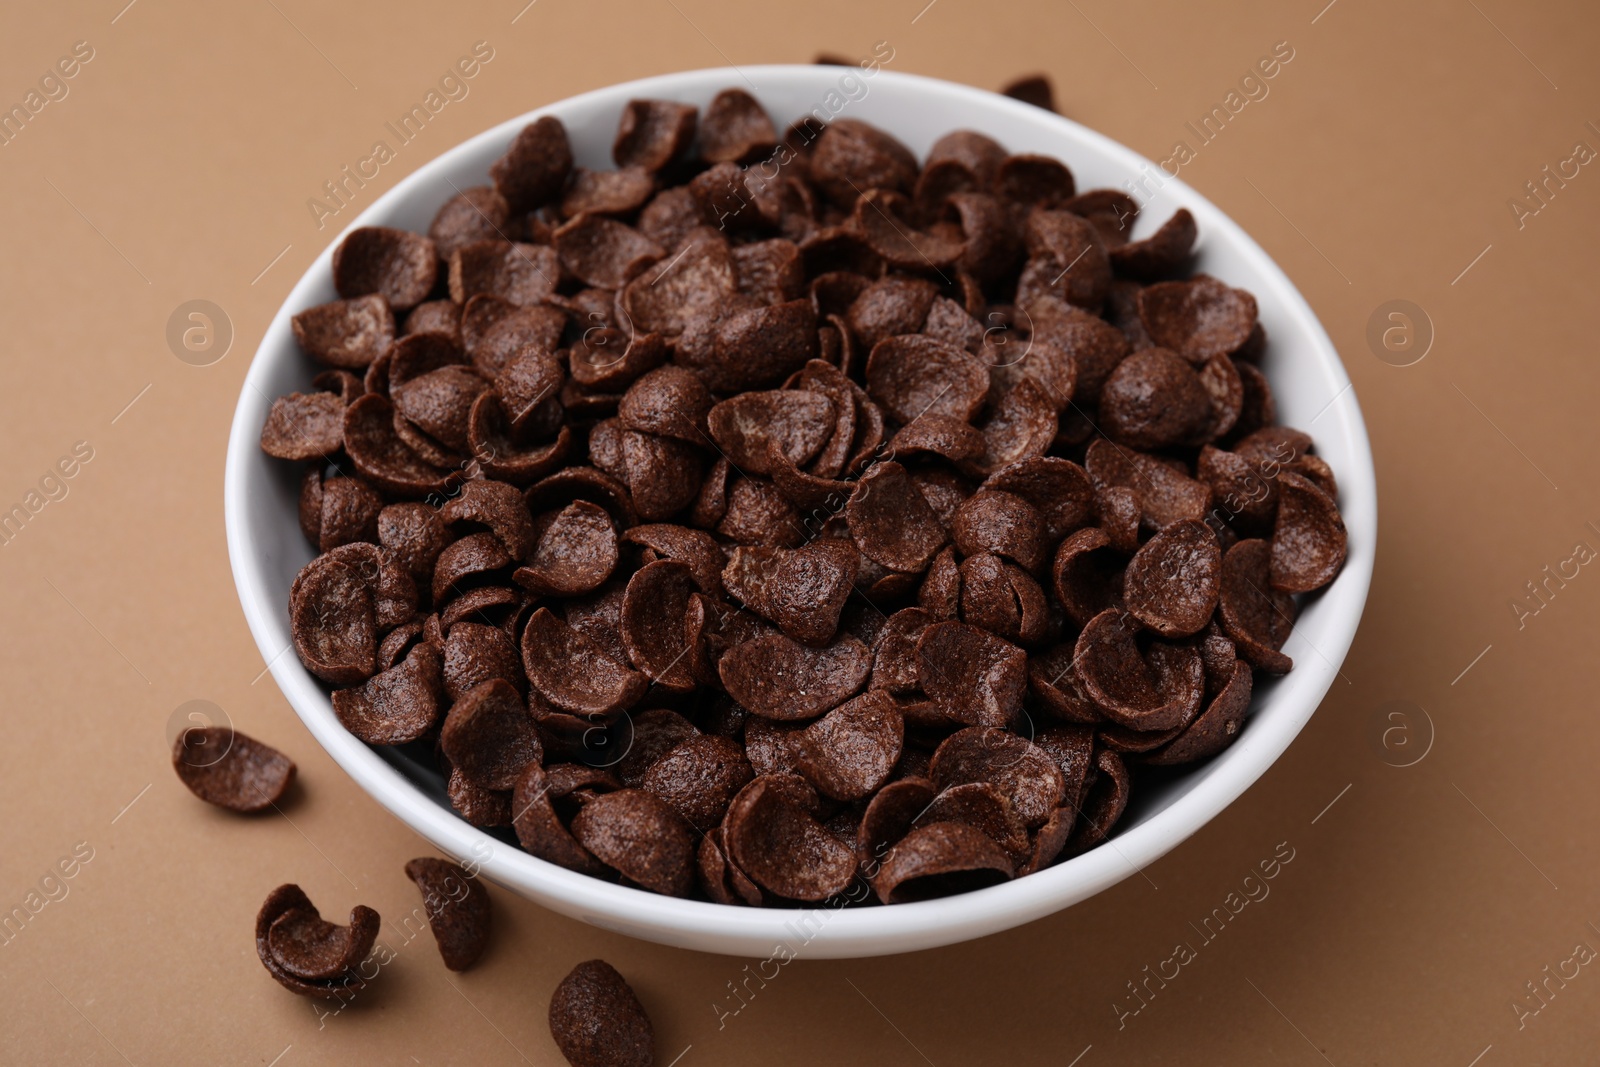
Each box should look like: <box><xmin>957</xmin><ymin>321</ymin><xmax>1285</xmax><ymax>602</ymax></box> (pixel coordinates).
<box><xmin>173</xmin><ymin>726</ymin><xmax>296</xmax><ymax>813</ymax></box>
<box><xmin>333</xmin><ymin>226</ymin><xmax>437</xmax><ymax>311</ymax></box>
<box><xmin>255</xmin><ymin>884</ymin><xmax>379</xmax><ymax>999</ymax></box>
<box><xmin>404</xmin><ymin>857</ymin><xmax>493</xmax><ymax>972</ymax></box>
<box><xmin>548</xmin><ymin>959</ymin><xmax>655</xmax><ymax>1067</ymax></box>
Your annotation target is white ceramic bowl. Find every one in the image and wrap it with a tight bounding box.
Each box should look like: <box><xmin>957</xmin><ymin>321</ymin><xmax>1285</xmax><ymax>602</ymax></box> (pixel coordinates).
<box><xmin>226</xmin><ymin>65</ymin><xmax>1375</xmax><ymax>958</ymax></box>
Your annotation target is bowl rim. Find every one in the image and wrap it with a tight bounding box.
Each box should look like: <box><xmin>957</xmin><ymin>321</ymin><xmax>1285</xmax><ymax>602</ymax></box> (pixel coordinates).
<box><xmin>225</xmin><ymin>63</ymin><xmax>1376</xmax><ymax>958</ymax></box>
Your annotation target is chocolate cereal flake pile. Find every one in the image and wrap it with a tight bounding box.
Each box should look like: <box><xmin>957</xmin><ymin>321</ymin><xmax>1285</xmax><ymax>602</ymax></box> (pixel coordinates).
<box><xmin>263</xmin><ymin>87</ymin><xmax>1348</xmax><ymax>908</ymax></box>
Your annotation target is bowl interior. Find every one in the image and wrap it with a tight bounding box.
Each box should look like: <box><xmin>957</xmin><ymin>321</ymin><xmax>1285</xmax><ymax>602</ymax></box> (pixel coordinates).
<box><xmin>226</xmin><ymin>64</ymin><xmax>1375</xmax><ymax>958</ymax></box>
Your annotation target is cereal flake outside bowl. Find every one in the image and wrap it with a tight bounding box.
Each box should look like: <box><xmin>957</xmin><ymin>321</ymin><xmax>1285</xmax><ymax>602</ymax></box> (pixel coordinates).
<box><xmin>225</xmin><ymin>65</ymin><xmax>1376</xmax><ymax>959</ymax></box>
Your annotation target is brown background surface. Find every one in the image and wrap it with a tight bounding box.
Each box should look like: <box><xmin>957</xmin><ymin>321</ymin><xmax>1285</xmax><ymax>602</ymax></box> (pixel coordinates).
<box><xmin>2</xmin><ymin>0</ymin><xmax>1597</xmax><ymax>1063</ymax></box>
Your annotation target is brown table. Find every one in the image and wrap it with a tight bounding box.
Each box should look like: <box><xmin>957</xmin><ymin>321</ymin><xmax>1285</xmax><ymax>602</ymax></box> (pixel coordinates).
<box><xmin>3</xmin><ymin>0</ymin><xmax>1597</xmax><ymax>1062</ymax></box>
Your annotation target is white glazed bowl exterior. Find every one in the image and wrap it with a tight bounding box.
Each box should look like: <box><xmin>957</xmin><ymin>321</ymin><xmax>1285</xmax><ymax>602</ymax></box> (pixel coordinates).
<box><xmin>225</xmin><ymin>65</ymin><xmax>1375</xmax><ymax>959</ymax></box>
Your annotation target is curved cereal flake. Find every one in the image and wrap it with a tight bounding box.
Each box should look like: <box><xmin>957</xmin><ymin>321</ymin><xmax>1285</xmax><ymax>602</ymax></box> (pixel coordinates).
<box><xmin>561</xmin><ymin>166</ymin><xmax>655</xmax><ymax>218</ymax></box>
<box><xmin>441</xmin><ymin>621</ymin><xmax>523</xmax><ymax>701</ymax></box>
<box><xmin>617</xmin><ymin>365</ymin><xmax>712</xmax><ymax>445</ymax></box>
<box><xmin>888</xmin><ymin>414</ymin><xmax>983</xmax><ymax>463</ymax></box>
<box><xmin>313</xmin><ymin>477</ymin><xmax>383</xmax><ymax>553</ymax></box>
<box><xmin>864</xmin><ymin>335</ymin><xmax>988</xmax><ymax>425</ymax></box>
<box><xmin>1123</xmin><ymin>519</ymin><xmax>1222</xmax><ymax>637</ymax></box>
<box><xmin>723</xmin><ymin>540</ymin><xmax>857</xmax><ymax>646</ymax></box>
<box><xmin>1051</xmin><ymin>526</ymin><xmax>1124</xmax><ymax>627</ymax></box>
<box><xmin>1027</xmin><ymin>643</ymin><xmax>1102</xmax><ymax>724</ymax></box>
<box><xmin>620</xmin><ymin>560</ymin><xmax>700</xmax><ymax>693</ymax></box>
<box><xmin>707</xmin><ymin>389</ymin><xmax>834</xmax><ymax>476</ymax></box>
<box><xmin>847</xmin><ymin>276</ymin><xmax>937</xmax><ymax>350</ymax></box>
<box><xmin>915</xmin><ymin>621</ymin><xmax>1027</xmax><ymax>728</ymax></box>
<box><xmin>1020</xmin><ymin>806</ymin><xmax>1075</xmax><ymax>876</ymax></box>
<box><xmin>514</xmin><ymin>501</ymin><xmax>618</xmax><ymax>597</ymax></box>
<box><xmin>1146</xmin><ymin>657</ymin><xmax>1252</xmax><ymax>765</ymax></box>
<box><xmin>1033</xmin><ymin>724</ymin><xmax>1097</xmax><ymax>813</ymax></box>
<box><xmin>1026</xmin><ymin>296</ymin><xmax>1130</xmax><ymax>404</ymax></box>
<box><xmin>1198</xmin><ymin>353</ymin><xmax>1243</xmax><ymax>440</ymax></box>
<box><xmin>172</xmin><ymin>726</ymin><xmax>296</xmax><ymax>813</ymax></box>
<box><xmin>1138</xmin><ymin>275</ymin><xmax>1258</xmax><ymax>362</ymax></box>
<box><xmin>1099</xmin><ymin>347</ymin><xmax>1214</xmax><ymax>450</ymax></box>
<box><xmin>621</xmin><ymin>430</ymin><xmax>702</xmax><ymax>522</ymax></box>
<box><xmin>404</xmin><ymin>300</ymin><xmax>461</xmax><ymax>345</ymax></box>
<box><xmin>965</xmin><ymin>378</ymin><xmax>1057</xmax><ymax>478</ymax></box>
<box><xmin>871</xmin><ymin>821</ymin><xmax>1015</xmax><ymax>904</ymax></box>
<box><xmin>448</xmin><ymin>241</ymin><xmax>559</xmax><ymax>307</ymax></box>
<box><xmin>547</xmin><ymin>960</ymin><xmax>654</xmax><ymax>1067</ymax></box>
<box><xmin>853</xmin><ymin>777</ymin><xmax>932</xmax><ymax>870</ymax></box>
<box><xmin>1073</xmin><ymin>609</ymin><xmax>1205</xmax><ymax>731</ymax></box>
<box><xmin>512</xmin><ymin>762</ymin><xmax>610</xmax><ymax>877</ymax></box>
<box><xmin>984</xmin><ymin>457</ymin><xmax>1095</xmax><ymax>542</ymax></box>
<box><xmin>1096</xmin><ymin>484</ymin><xmax>1142</xmax><ymax>554</ymax></box>
<box><xmin>571</xmin><ymin>330</ymin><xmax>669</xmax><ymax>392</ymax></box>
<box><xmin>332</xmin><ymin>226</ymin><xmax>437</xmax><ymax>311</ymax></box>
<box><xmin>809</xmin><ymin>118</ymin><xmax>918</xmax><ymax>206</ymax></box>
<box><xmin>332</xmin><ymin>643</ymin><xmax>443</xmax><ymax>745</ymax></box>
<box><xmin>429</xmin><ymin>185</ymin><xmax>513</xmax><ymax>260</ymax></box>
<box><xmin>1063</xmin><ymin>190</ymin><xmax>1140</xmax><ymax>247</ymax></box>
<box><xmin>913</xmin><ymin>782</ymin><xmax>1030</xmax><ymax>858</ymax></box>
<box><xmin>554</xmin><ymin>214</ymin><xmax>664</xmax><ymax>290</ymax></box>
<box><xmin>570</xmin><ymin>789</ymin><xmax>696</xmax><ymax>897</ymax></box>
<box><xmin>718</xmin><ymin>632</ymin><xmax>870</xmax><ymax>721</ymax></box>
<box><xmin>796</xmin><ymin>691</ymin><xmax>904</xmax><ymax>801</ymax></box>
<box><xmin>690</xmin><ymin>299</ymin><xmax>820</xmax><ymax>393</ymax></box>
<box><xmin>614</xmin><ymin>98</ymin><xmax>698</xmax><ymax>172</ymax></box>
<box><xmin>715</xmin><ymin>477</ymin><xmax>802</xmax><ymax>547</ymax></box>
<box><xmin>521</xmin><ymin>607</ymin><xmax>648</xmax><ymax>716</ymax></box>
<box><xmin>1108</xmin><ymin>208</ymin><xmax>1196</xmax><ymax>281</ymax></box>
<box><xmin>403</xmin><ymin>857</ymin><xmax>492</xmax><ymax>972</ymax></box>
<box><xmin>733</xmin><ymin>238</ymin><xmax>805</xmax><ymax>304</ymax></box>
<box><xmin>846</xmin><ymin>461</ymin><xmax>947</xmax><ymax>574</ymax></box>
<box><xmin>917</xmin><ymin>547</ymin><xmax>962</xmax><ymax>619</ymax></box>
<box><xmin>447</xmin><ymin>767</ymin><xmax>511</xmax><ymax>827</ymax></box>
<box><xmin>431</xmin><ymin>531</ymin><xmax>512</xmax><ymax>604</ymax></box>
<box><xmin>853</xmin><ymin>189</ymin><xmax>963</xmax><ymax>269</ymax></box>
<box><xmin>1270</xmin><ymin>472</ymin><xmax>1347</xmax><ymax>593</ymax></box>
<box><xmin>256</xmin><ymin>884</ymin><xmax>379</xmax><ymax>998</ymax></box>
<box><xmin>1198</xmin><ymin>444</ymin><xmax>1278</xmax><ymax>533</ymax></box>
<box><xmin>438</xmin><ymin>586</ymin><xmax>521</xmax><ymax>634</ymax></box>
<box><xmin>467</xmin><ymin>299</ymin><xmax>567</xmax><ymax>379</ymax></box>
<box><xmin>440</xmin><ymin>679</ymin><xmax>542</xmax><ymax>791</ymax></box>
<box><xmin>609</xmin><ymin>707</ymin><xmax>698</xmax><ymax>787</ymax></box>
<box><xmin>290</xmin><ymin>548</ymin><xmax>398</xmax><ymax>685</ymax></box>
<box><xmin>1085</xmin><ymin>438</ymin><xmax>1212</xmax><ymax>532</ymax></box>
<box><xmin>929</xmin><ymin>727</ymin><xmax>1065</xmax><ymax>828</ymax></box>
<box><xmin>871</xmin><ymin>608</ymin><xmax>935</xmax><ymax>694</ymax></box>
<box><xmin>623</xmin><ymin>228</ymin><xmax>737</xmax><ymax>337</ymax></box>
<box><xmin>467</xmin><ymin>395</ymin><xmax>572</xmax><ymax>485</ymax></box>
<box><xmin>1231</xmin><ymin>358</ymin><xmax>1276</xmax><ymax>439</ymax></box>
<box><xmin>959</xmin><ymin>553</ymin><xmax>1049</xmax><ymax>646</ymax></box>
<box><xmin>293</xmin><ymin>295</ymin><xmax>394</xmax><ymax>370</ymax></box>
<box><xmin>725</xmin><ymin>775</ymin><xmax>858</xmax><ymax>901</ymax></box>
<box><xmin>491</xmin><ymin>351</ymin><xmax>565</xmax><ymax>440</ymax></box>
<box><xmin>490</xmin><ymin>116</ymin><xmax>573</xmax><ymax>212</ymax></box>
<box><xmin>1069</xmin><ymin>749</ymin><xmax>1131</xmax><ymax>852</ymax></box>
<box><xmin>699</xmin><ymin>825</ymin><xmax>765</xmax><ymax>906</ymax></box>
<box><xmin>378</xmin><ymin>502</ymin><xmax>450</xmax><ymax>586</ymax></box>
<box><xmin>951</xmin><ymin>490</ymin><xmax>1049</xmax><ymax>573</ymax></box>
<box><xmin>694</xmin><ymin>88</ymin><xmax>775</xmax><ymax>163</ymax></box>
<box><xmin>622</xmin><ymin>524</ymin><xmax>723</xmax><ymax>597</ymax></box>
<box><xmin>995</xmin><ymin>154</ymin><xmax>1076</xmax><ymax>209</ymax></box>
<box><xmin>643</xmin><ymin>734</ymin><xmax>753</xmax><ymax>831</ymax></box>
<box><xmin>261</xmin><ymin>391</ymin><xmax>345</xmax><ymax>461</ymax></box>
<box><xmin>343</xmin><ymin>394</ymin><xmax>456</xmax><ymax>498</ymax></box>
<box><xmin>440</xmin><ymin>479</ymin><xmax>536</xmax><ymax>559</ymax></box>
<box><xmin>1016</xmin><ymin>212</ymin><xmax>1110</xmax><ymax>311</ymax></box>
